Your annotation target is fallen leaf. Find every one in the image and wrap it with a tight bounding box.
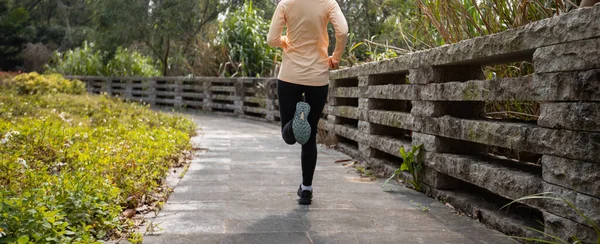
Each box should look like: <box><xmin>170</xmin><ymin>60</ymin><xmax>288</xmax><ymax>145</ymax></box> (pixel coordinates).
<box><xmin>349</xmin><ymin>177</ymin><xmax>376</xmax><ymax>182</ymax></box>
<box><xmin>123</xmin><ymin>209</ymin><xmax>136</xmax><ymax>218</ymax></box>
<box><xmin>343</xmin><ymin>161</ymin><xmax>357</xmax><ymax>167</ymax></box>
<box><xmin>136</xmin><ymin>205</ymin><xmax>149</xmax><ymax>213</ymax></box>
<box><xmin>445</xmin><ymin>202</ymin><xmax>456</xmax><ymax>211</ymax></box>
<box><xmin>335</xmin><ymin>159</ymin><xmax>353</xmax><ymax>164</ymax></box>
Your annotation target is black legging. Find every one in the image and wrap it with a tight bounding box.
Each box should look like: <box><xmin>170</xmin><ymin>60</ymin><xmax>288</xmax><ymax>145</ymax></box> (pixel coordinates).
<box><xmin>277</xmin><ymin>80</ymin><xmax>328</xmax><ymax>187</ymax></box>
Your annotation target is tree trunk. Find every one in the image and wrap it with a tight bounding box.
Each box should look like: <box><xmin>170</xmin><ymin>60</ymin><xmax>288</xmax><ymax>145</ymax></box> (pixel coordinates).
<box><xmin>162</xmin><ymin>37</ymin><xmax>170</xmax><ymax>76</ymax></box>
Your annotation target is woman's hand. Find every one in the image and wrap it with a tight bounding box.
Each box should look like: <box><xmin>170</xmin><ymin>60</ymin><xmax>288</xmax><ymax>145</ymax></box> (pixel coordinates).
<box><xmin>328</xmin><ymin>56</ymin><xmax>340</xmax><ymax>70</ymax></box>
<box><xmin>281</xmin><ymin>36</ymin><xmax>290</xmax><ymax>51</ymax></box>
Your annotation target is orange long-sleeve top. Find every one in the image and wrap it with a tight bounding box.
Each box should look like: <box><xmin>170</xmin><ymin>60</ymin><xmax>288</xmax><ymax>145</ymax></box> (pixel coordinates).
<box><xmin>267</xmin><ymin>0</ymin><xmax>348</xmax><ymax>86</ymax></box>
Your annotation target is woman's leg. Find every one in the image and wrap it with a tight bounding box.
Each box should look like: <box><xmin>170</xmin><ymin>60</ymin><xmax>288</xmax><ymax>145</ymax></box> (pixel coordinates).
<box><xmin>277</xmin><ymin>80</ymin><xmax>302</xmax><ymax>144</ymax></box>
<box><xmin>300</xmin><ymin>84</ymin><xmax>329</xmax><ymax>186</ymax></box>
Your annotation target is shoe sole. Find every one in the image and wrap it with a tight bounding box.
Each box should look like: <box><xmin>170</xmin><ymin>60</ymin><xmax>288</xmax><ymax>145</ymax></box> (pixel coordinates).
<box><xmin>298</xmin><ymin>198</ymin><xmax>312</xmax><ymax>205</ymax></box>
<box><xmin>297</xmin><ymin>186</ymin><xmax>312</xmax><ymax>205</ymax></box>
<box><xmin>293</xmin><ymin>102</ymin><xmax>311</xmax><ymax>145</ymax></box>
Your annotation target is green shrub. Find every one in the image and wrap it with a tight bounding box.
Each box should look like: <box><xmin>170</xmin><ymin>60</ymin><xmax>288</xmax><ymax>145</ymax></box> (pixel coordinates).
<box><xmin>105</xmin><ymin>47</ymin><xmax>161</xmax><ymax>77</ymax></box>
<box><xmin>45</xmin><ymin>42</ymin><xmax>104</xmax><ymax>76</ymax></box>
<box><xmin>45</xmin><ymin>42</ymin><xmax>161</xmax><ymax>77</ymax></box>
<box><xmin>0</xmin><ymin>73</ymin><xmax>196</xmax><ymax>242</ymax></box>
<box><xmin>218</xmin><ymin>1</ymin><xmax>277</xmax><ymax>77</ymax></box>
<box><xmin>4</xmin><ymin>72</ymin><xmax>86</xmax><ymax>95</ymax></box>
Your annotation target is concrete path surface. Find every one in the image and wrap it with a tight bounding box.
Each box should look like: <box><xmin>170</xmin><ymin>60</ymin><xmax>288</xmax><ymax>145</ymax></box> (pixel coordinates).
<box><xmin>144</xmin><ymin>113</ymin><xmax>515</xmax><ymax>244</ymax></box>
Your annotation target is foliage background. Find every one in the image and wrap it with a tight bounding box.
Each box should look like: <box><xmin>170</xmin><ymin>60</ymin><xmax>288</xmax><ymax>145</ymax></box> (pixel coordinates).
<box><xmin>0</xmin><ymin>0</ymin><xmax>587</xmax><ymax>76</ymax></box>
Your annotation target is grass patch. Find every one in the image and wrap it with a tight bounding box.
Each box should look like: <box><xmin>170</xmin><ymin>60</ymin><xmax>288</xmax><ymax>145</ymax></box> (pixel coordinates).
<box><xmin>0</xmin><ymin>73</ymin><xmax>196</xmax><ymax>242</ymax></box>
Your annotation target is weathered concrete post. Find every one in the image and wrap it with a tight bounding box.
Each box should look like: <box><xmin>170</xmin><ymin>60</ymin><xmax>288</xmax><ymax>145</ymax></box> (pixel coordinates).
<box><xmin>202</xmin><ymin>80</ymin><xmax>213</xmax><ymax>112</ymax></box>
<box><xmin>357</xmin><ymin>75</ymin><xmax>376</xmax><ymax>160</ymax></box>
<box><xmin>234</xmin><ymin>80</ymin><xmax>245</xmax><ymax>116</ymax></box>
<box><xmin>326</xmin><ymin>77</ymin><xmax>344</xmax><ymax>148</ymax></box>
<box><xmin>533</xmin><ymin>37</ymin><xmax>600</xmax><ymax>242</ymax></box>
<box><xmin>85</xmin><ymin>78</ymin><xmax>94</xmax><ymax>94</ymax></box>
<box><xmin>124</xmin><ymin>79</ymin><xmax>133</xmax><ymax>101</ymax></box>
<box><xmin>147</xmin><ymin>79</ymin><xmax>157</xmax><ymax>107</ymax></box>
<box><xmin>265</xmin><ymin>79</ymin><xmax>277</xmax><ymax>122</ymax></box>
<box><xmin>174</xmin><ymin>79</ymin><xmax>183</xmax><ymax>109</ymax></box>
<box><xmin>103</xmin><ymin>79</ymin><xmax>113</xmax><ymax>96</ymax></box>
<box><xmin>409</xmin><ymin>66</ymin><xmax>485</xmax><ymax>190</ymax></box>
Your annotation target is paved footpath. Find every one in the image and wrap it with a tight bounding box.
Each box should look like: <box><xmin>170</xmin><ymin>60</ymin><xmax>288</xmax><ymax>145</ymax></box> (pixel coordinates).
<box><xmin>145</xmin><ymin>113</ymin><xmax>515</xmax><ymax>244</ymax></box>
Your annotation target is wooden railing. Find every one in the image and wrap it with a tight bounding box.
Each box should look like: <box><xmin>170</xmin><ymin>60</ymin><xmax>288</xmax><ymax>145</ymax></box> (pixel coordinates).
<box><xmin>69</xmin><ymin>5</ymin><xmax>600</xmax><ymax>242</ymax></box>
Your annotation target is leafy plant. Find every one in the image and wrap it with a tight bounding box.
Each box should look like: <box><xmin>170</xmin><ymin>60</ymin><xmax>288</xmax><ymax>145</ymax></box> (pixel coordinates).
<box><xmin>4</xmin><ymin>72</ymin><xmax>85</xmax><ymax>95</ymax></box>
<box><xmin>501</xmin><ymin>192</ymin><xmax>600</xmax><ymax>244</ymax></box>
<box><xmin>45</xmin><ymin>42</ymin><xmax>160</xmax><ymax>77</ymax></box>
<box><xmin>0</xmin><ymin>73</ymin><xmax>196</xmax><ymax>242</ymax></box>
<box><xmin>346</xmin><ymin>35</ymin><xmax>400</xmax><ymax>67</ymax></box>
<box><xmin>417</xmin><ymin>203</ymin><xmax>430</xmax><ymax>213</ymax></box>
<box><xmin>384</xmin><ymin>144</ymin><xmax>424</xmax><ymax>191</ymax></box>
<box><xmin>128</xmin><ymin>232</ymin><xmax>143</xmax><ymax>243</ymax></box>
<box><xmin>217</xmin><ymin>1</ymin><xmax>278</xmax><ymax>77</ymax></box>
<box><xmin>45</xmin><ymin>42</ymin><xmax>105</xmax><ymax>76</ymax></box>
<box><xmin>105</xmin><ymin>47</ymin><xmax>161</xmax><ymax>77</ymax></box>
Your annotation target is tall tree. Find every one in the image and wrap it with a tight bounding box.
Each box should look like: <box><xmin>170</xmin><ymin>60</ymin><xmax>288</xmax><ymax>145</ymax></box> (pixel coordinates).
<box><xmin>90</xmin><ymin>0</ymin><xmax>224</xmax><ymax>76</ymax></box>
<box><xmin>0</xmin><ymin>0</ymin><xmax>97</xmax><ymax>70</ymax></box>
<box><xmin>12</xmin><ymin>0</ymin><xmax>94</xmax><ymax>48</ymax></box>
<box><xmin>0</xmin><ymin>1</ymin><xmax>34</xmax><ymax>70</ymax></box>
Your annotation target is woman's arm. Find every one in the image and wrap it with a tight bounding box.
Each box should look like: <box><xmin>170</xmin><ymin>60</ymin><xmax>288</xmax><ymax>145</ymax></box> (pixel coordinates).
<box><xmin>328</xmin><ymin>1</ymin><xmax>349</xmax><ymax>64</ymax></box>
<box><xmin>267</xmin><ymin>3</ymin><xmax>288</xmax><ymax>49</ymax></box>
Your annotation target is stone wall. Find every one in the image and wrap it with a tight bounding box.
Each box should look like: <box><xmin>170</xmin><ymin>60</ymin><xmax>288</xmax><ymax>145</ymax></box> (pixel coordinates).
<box><xmin>325</xmin><ymin>5</ymin><xmax>599</xmax><ymax>242</ymax></box>
<box><xmin>69</xmin><ymin>5</ymin><xmax>600</xmax><ymax>242</ymax></box>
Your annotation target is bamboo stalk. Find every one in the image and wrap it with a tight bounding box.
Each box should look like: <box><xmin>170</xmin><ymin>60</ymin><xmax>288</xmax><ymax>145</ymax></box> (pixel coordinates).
<box><xmin>362</xmin><ymin>39</ymin><xmax>410</xmax><ymax>54</ymax></box>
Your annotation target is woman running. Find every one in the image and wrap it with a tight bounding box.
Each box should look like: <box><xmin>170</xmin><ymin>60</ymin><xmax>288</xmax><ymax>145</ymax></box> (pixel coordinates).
<box><xmin>267</xmin><ymin>0</ymin><xmax>348</xmax><ymax>205</ymax></box>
